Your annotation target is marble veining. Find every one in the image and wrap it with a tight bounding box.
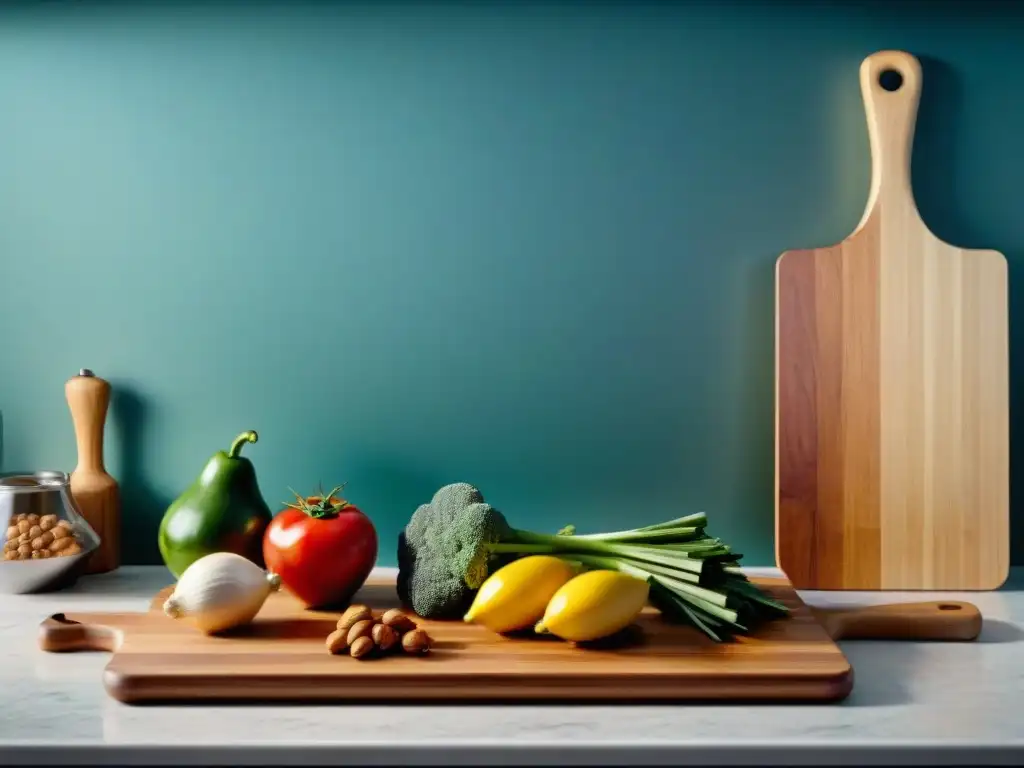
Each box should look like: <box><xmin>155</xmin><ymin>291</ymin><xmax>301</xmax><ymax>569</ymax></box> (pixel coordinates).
<box><xmin>1</xmin><ymin>566</ymin><xmax>1021</xmax><ymax>765</ymax></box>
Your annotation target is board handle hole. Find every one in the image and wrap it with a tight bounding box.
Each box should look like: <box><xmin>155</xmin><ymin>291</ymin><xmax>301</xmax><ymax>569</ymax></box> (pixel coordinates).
<box><xmin>879</xmin><ymin>69</ymin><xmax>904</xmax><ymax>92</ymax></box>
<box><xmin>938</xmin><ymin>604</ymin><xmax>961</xmax><ymax>611</ymax></box>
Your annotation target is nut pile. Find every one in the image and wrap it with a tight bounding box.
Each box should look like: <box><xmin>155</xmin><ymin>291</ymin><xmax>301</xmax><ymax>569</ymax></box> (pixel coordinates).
<box><xmin>4</xmin><ymin>514</ymin><xmax>83</xmax><ymax>561</ymax></box>
<box><xmin>326</xmin><ymin>605</ymin><xmax>433</xmax><ymax>660</ymax></box>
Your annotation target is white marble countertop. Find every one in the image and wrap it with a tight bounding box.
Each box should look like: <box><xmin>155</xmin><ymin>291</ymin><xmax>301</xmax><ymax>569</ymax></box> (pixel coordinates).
<box><xmin>0</xmin><ymin>565</ymin><xmax>1021</xmax><ymax>766</ymax></box>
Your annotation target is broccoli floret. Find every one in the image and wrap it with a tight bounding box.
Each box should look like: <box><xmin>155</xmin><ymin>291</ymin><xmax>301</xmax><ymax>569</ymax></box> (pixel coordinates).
<box><xmin>396</xmin><ymin>482</ymin><xmax>514</xmax><ymax>619</ymax></box>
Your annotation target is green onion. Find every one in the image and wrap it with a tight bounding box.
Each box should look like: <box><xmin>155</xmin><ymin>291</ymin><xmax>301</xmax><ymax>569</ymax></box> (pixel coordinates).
<box><xmin>487</xmin><ymin>512</ymin><xmax>788</xmax><ymax>642</ymax></box>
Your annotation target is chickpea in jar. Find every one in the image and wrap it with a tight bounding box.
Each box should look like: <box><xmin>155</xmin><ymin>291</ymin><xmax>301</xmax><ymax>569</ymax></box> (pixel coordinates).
<box><xmin>3</xmin><ymin>514</ymin><xmax>82</xmax><ymax>561</ymax></box>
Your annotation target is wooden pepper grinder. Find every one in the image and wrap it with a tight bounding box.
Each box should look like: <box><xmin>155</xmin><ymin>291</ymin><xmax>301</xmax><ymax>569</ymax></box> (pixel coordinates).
<box><xmin>65</xmin><ymin>369</ymin><xmax>120</xmax><ymax>574</ymax></box>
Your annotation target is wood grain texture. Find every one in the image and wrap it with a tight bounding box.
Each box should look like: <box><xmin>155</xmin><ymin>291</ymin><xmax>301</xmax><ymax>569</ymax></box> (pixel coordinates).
<box><xmin>65</xmin><ymin>370</ymin><xmax>120</xmax><ymax>574</ymax></box>
<box><xmin>809</xmin><ymin>600</ymin><xmax>981</xmax><ymax>642</ymax></box>
<box><xmin>38</xmin><ymin>574</ymin><xmax>854</xmax><ymax>704</ymax></box>
<box><xmin>775</xmin><ymin>50</ymin><xmax>1010</xmax><ymax>591</ymax></box>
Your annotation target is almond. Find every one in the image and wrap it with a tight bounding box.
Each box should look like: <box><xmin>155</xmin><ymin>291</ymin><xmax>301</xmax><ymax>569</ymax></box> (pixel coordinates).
<box><xmin>381</xmin><ymin>608</ymin><xmax>417</xmax><ymax>634</ymax></box>
<box><xmin>371</xmin><ymin>623</ymin><xmax>399</xmax><ymax>653</ymax></box>
<box><xmin>350</xmin><ymin>635</ymin><xmax>375</xmax><ymax>659</ymax></box>
<box><xmin>346</xmin><ymin>618</ymin><xmax>375</xmax><ymax>646</ymax></box>
<box><xmin>401</xmin><ymin>628</ymin><xmax>431</xmax><ymax>655</ymax></box>
<box><xmin>337</xmin><ymin>604</ymin><xmax>373</xmax><ymax>632</ymax></box>
<box><xmin>325</xmin><ymin>628</ymin><xmax>349</xmax><ymax>655</ymax></box>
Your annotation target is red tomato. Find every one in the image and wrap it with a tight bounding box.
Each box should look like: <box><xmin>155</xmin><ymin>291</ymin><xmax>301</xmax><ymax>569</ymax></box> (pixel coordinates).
<box><xmin>263</xmin><ymin>487</ymin><xmax>378</xmax><ymax>609</ymax></box>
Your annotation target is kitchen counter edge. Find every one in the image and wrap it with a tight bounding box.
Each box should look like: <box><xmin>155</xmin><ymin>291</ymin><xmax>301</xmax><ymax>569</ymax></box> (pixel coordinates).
<box><xmin>3</xmin><ymin>740</ymin><xmax>1023</xmax><ymax>767</ymax></box>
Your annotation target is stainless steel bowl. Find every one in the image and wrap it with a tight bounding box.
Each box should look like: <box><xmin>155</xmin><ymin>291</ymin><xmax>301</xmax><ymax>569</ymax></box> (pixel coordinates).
<box><xmin>0</xmin><ymin>471</ymin><xmax>101</xmax><ymax>593</ymax></box>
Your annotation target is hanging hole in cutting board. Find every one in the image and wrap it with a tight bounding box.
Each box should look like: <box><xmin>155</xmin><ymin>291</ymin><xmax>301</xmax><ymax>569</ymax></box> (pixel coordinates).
<box><xmin>879</xmin><ymin>69</ymin><xmax>904</xmax><ymax>91</ymax></box>
<box><xmin>938</xmin><ymin>604</ymin><xmax>961</xmax><ymax>611</ymax></box>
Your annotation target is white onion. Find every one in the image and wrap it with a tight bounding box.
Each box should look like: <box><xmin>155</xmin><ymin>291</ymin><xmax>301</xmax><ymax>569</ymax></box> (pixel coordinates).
<box><xmin>163</xmin><ymin>551</ymin><xmax>281</xmax><ymax>634</ymax></box>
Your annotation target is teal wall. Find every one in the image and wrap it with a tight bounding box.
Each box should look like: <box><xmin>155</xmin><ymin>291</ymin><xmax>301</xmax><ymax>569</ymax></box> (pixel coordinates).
<box><xmin>1</xmin><ymin>0</ymin><xmax>1022</xmax><ymax>567</ymax></box>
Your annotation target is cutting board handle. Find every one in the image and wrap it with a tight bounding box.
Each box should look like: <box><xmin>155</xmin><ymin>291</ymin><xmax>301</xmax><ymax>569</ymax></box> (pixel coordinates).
<box><xmin>39</xmin><ymin>613</ymin><xmax>122</xmax><ymax>653</ymax></box>
<box><xmin>857</xmin><ymin>49</ymin><xmax>923</xmax><ymax>229</ymax></box>
<box><xmin>814</xmin><ymin>601</ymin><xmax>981</xmax><ymax>642</ymax></box>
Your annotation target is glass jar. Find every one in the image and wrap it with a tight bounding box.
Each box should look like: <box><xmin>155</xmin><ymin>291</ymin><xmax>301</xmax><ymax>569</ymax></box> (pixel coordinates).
<box><xmin>0</xmin><ymin>471</ymin><xmax>101</xmax><ymax>593</ymax></box>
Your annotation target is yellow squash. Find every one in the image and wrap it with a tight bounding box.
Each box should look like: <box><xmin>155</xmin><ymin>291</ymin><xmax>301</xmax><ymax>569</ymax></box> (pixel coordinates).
<box><xmin>535</xmin><ymin>569</ymin><xmax>650</xmax><ymax>642</ymax></box>
<box><xmin>464</xmin><ymin>555</ymin><xmax>577</xmax><ymax>634</ymax></box>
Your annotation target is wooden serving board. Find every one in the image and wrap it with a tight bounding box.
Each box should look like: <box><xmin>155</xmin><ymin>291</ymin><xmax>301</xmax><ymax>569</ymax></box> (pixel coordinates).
<box><xmin>37</xmin><ymin>574</ymin><xmax>980</xmax><ymax>705</ymax></box>
<box><xmin>775</xmin><ymin>50</ymin><xmax>1010</xmax><ymax>591</ymax></box>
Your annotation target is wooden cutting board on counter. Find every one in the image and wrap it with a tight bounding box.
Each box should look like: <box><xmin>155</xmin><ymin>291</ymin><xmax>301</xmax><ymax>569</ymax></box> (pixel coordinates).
<box><xmin>775</xmin><ymin>50</ymin><xmax>1010</xmax><ymax>591</ymax></box>
<box><xmin>38</xmin><ymin>574</ymin><xmax>979</xmax><ymax>705</ymax></box>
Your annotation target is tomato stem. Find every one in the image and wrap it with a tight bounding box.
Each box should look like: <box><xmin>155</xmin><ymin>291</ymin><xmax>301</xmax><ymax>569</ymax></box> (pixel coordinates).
<box><xmin>283</xmin><ymin>483</ymin><xmax>350</xmax><ymax>519</ymax></box>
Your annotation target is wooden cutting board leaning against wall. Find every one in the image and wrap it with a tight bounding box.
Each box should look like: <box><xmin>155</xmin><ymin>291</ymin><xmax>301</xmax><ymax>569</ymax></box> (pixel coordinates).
<box><xmin>775</xmin><ymin>50</ymin><xmax>1010</xmax><ymax>591</ymax></box>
